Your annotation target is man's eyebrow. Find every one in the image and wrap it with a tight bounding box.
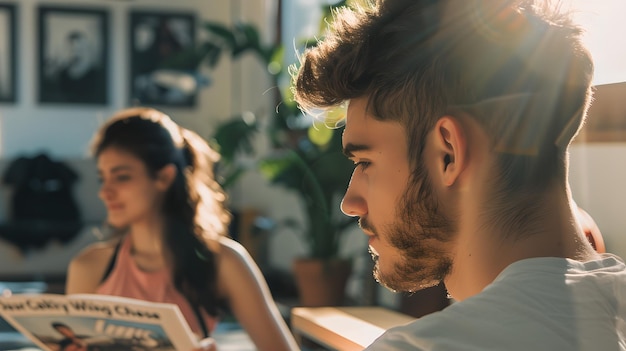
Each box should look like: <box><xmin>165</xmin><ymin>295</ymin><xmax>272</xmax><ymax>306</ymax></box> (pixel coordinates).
<box><xmin>342</xmin><ymin>143</ymin><xmax>371</xmax><ymax>157</ymax></box>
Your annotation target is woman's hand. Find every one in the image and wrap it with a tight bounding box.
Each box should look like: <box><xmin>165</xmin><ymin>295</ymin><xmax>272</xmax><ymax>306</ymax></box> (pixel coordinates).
<box><xmin>193</xmin><ymin>337</ymin><xmax>217</xmax><ymax>351</ymax></box>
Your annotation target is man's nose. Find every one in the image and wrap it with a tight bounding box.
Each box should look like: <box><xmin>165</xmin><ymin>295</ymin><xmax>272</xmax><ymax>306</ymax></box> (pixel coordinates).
<box><xmin>340</xmin><ymin>172</ymin><xmax>367</xmax><ymax>217</ymax></box>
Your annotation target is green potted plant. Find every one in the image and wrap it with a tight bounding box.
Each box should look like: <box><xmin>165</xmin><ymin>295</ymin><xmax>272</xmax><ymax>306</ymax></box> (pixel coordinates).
<box><xmin>185</xmin><ymin>2</ymin><xmax>358</xmax><ymax>306</ymax></box>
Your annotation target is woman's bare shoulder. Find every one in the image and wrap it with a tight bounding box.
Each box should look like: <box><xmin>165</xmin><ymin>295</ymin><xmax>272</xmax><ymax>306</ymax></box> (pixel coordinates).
<box><xmin>71</xmin><ymin>238</ymin><xmax>120</xmax><ymax>270</ymax></box>
<box><xmin>215</xmin><ymin>236</ymin><xmax>266</xmax><ymax>283</ymax></box>
<box><xmin>214</xmin><ymin>236</ymin><xmax>268</xmax><ymax>297</ymax></box>
<box><xmin>66</xmin><ymin>238</ymin><xmax>122</xmax><ymax>294</ymax></box>
<box><xmin>215</xmin><ymin>237</ymin><xmax>253</xmax><ymax>264</ymax></box>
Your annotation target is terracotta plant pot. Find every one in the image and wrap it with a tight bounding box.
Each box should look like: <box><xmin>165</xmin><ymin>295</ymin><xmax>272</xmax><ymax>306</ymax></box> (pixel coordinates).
<box><xmin>292</xmin><ymin>258</ymin><xmax>352</xmax><ymax>307</ymax></box>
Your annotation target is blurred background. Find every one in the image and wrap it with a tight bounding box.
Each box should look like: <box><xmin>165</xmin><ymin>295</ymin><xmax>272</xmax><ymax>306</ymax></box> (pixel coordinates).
<box><xmin>0</xmin><ymin>0</ymin><xmax>624</xmax><ymax>339</ymax></box>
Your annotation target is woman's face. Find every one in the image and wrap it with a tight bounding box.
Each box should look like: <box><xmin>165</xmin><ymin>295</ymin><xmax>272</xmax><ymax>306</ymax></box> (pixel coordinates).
<box><xmin>97</xmin><ymin>147</ymin><xmax>168</xmax><ymax>228</ymax></box>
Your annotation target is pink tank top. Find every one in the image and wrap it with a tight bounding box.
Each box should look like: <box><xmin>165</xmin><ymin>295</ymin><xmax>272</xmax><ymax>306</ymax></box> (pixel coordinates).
<box><xmin>96</xmin><ymin>236</ymin><xmax>218</xmax><ymax>336</ymax></box>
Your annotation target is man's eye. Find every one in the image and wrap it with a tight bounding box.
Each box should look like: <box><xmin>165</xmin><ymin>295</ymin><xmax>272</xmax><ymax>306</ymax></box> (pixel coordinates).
<box><xmin>355</xmin><ymin>161</ymin><xmax>371</xmax><ymax>170</ymax></box>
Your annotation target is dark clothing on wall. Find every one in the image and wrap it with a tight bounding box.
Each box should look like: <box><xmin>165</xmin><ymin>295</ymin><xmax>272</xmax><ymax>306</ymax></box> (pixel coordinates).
<box><xmin>1</xmin><ymin>153</ymin><xmax>82</xmax><ymax>251</ymax></box>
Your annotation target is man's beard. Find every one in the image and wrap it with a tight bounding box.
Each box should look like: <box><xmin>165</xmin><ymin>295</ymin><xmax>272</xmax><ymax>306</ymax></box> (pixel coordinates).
<box><xmin>366</xmin><ymin>169</ymin><xmax>455</xmax><ymax>293</ymax></box>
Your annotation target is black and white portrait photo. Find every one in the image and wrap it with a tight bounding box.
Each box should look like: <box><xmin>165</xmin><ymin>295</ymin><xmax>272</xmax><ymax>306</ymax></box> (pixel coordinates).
<box><xmin>0</xmin><ymin>4</ymin><xmax>16</xmax><ymax>103</ymax></box>
<box><xmin>130</xmin><ymin>11</ymin><xmax>196</xmax><ymax>107</ymax></box>
<box><xmin>38</xmin><ymin>7</ymin><xmax>108</xmax><ymax>105</ymax></box>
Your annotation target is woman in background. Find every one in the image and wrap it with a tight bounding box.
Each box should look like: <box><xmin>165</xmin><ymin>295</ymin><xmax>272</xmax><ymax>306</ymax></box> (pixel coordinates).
<box><xmin>66</xmin><ymin>108</ymin><xmax>298</xmax><ymax>351</ymax></box>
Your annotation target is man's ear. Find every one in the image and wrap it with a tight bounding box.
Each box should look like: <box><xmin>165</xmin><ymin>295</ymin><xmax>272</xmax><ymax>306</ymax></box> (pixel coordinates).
<box><xmin>433</xmin><ymin>116</ymin><xmax>467</xmax><ymax>187</ymax></box>
<box><xmin>155</xmin><ymin>164</ymin><xmax>177</xmax><ymax>191</ymax></box>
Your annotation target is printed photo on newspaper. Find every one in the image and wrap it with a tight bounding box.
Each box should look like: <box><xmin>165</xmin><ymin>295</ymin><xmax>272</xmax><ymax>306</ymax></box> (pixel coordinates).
<box><xmin>0</xmin><ymin>294</ymin><xmax>198</xmax><ymax>351</ymax></box>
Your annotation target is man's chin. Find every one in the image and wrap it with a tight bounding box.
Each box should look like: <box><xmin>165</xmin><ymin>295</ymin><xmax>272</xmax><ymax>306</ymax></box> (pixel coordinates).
<box><xmin>372</xmin><ymin>261</ymin><xmax>402</xmax><ymax>293</ymax></box>
<box><xmin>373</xmin><ymin>262</ymin><xmax>442</xmax><ymax>293</ymax></box>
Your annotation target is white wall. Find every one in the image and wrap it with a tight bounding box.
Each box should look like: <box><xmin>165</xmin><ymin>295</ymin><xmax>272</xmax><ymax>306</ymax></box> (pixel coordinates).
<box><xmin>570</xmin><ymin>143</ymin><xmax>626</xmax><ymax>259</ymax></box>
<box><xmin>566</xmin><ymin>0</ymin><xmax>626</xmax><ymax>259</ymax></box>
<box><xmin>0</xmin><ymin>0</ymin><xmax>235</xmax><ymax>160</ymax></box>
<box><xmin>567</xmin><ymin>0</ymin><xmax>626</xmax><ymax>85</ymax></box>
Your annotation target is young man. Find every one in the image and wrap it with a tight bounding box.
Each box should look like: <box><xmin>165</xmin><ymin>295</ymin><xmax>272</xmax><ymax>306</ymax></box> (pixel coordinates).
<box><xmin>292</xmin><ymin>0</ymin><xmax>626</xmax><ymax>349</ymax></box>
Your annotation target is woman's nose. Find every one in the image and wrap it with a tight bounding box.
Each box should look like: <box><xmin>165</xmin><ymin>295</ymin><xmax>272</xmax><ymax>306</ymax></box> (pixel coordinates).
<box><xmin>98</xmin><ymin>182</ymin><xmax>113</xmax><ymax>201</ymax></box>
<box><xmin>340</xmin><ymin>172</ymin><xmax>367</xmax><ymax>217</ymax></box>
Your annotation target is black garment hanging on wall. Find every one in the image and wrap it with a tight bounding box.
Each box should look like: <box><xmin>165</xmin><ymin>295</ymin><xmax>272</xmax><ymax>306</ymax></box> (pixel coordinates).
<box><xmin>0</xmin><ymin>153</ymin><xmax>82</xmax><ymax>251</ymax></box>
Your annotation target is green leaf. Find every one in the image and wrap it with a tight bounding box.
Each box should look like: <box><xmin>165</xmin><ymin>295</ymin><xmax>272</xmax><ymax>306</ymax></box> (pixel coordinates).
<box><xmin>203</xmin><ymin>22</ymin><xmax>237</xmax><ymax>47</ymax></box>
<box><xmin>226</xmin><ymin>23</ymin><xmax>260</xmax><ymax>59</ymax></box>
<box><xmin>259</xmin><ymin>151</ymin><xmax>301</xmax><ymax>184</ymax></box>
<box><xmin>212</xmin><ymin>117</ymin><xmax>259</xmax><ymax>163</ymax></box>
<box><xmin>219</xmin><ymin>166</ymin><xmax>247</xmax><ymax>190</ymax></box>
<box><xmin>266</xmin><ymin>45</ymin><xmax>284</xmax><ymax>76</ymax></box>
<box><xmin>308</xmin><ymin>125</ymin><xmax>334</xmax><ymax>148</ymax></box>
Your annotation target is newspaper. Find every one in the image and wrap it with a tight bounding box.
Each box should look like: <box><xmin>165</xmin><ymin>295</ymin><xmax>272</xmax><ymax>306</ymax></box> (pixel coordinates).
<box><xmin>0</xmin><ymin>293</ymin><xmax>198</xmax><ymax>351</ymax></box>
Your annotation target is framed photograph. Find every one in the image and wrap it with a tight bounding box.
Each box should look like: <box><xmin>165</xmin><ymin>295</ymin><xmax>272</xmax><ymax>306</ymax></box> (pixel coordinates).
<box><xmin>129</xmin><ymin>11</ymin><xmax>196</xmax><ymax>107</ymax></box>
<box><xmin>38</xmin><ymin>6</ymin><xmax>109</xmax><ymax>105</ymax></box>
<box><xmin>0</xmin><ymin>4</ymin><xmax>16</xmax><ymax>103</ymax></box>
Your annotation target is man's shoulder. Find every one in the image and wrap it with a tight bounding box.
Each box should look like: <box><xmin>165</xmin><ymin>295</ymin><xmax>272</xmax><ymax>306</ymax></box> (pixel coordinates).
<box><xmin>364</xmin><ymin>308</ymin><xmax>473</xmax><ymax>350</ymax></box>
<box><xmin>366</xmin><ymin>285</ymin><xmax>555</xmax><ymax>350</ymax></box>
<box><xmin>367</xmin><ymin>264</ymin><xmax>626</xmax><ymax>351</ymax></box>
<box><xmin>366</xmin><ymin>300</ymin><xmax>530</xmax><ymax>350</ymax></box>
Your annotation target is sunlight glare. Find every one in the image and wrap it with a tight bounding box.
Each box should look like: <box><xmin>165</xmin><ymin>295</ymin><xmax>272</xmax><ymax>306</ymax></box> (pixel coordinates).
<box><xmin>565</xmin><ymin>0</ymin><xmax>626</xmax><ymax>85</ymax></box>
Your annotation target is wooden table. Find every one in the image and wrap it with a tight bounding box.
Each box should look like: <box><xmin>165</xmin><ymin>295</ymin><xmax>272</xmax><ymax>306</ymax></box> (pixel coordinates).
<box><xmin>291</xmin><ymin>306</ymin><xmax>415</xmax><ymax>351</ymax></box>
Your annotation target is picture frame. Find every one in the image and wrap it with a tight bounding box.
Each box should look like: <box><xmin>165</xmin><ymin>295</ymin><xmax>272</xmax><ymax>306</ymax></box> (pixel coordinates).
<box><xmin>0</xmin><ymin>4</ymin><xmax>16</xmax><ymax>103</ymax></box>
<box><xmin>38</xmin><ymin>6</ymin><xmax>109</xmax><ymax>105</ymax></box>
<box><xmin>129</xmin><ymin>11</ymin><xmax>197</xmax><ymax>107</ymax></box>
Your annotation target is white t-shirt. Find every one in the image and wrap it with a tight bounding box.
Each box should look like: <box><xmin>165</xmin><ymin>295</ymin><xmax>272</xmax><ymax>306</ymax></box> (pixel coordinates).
<box><xmin>367</xmin><ymin>254</ymin><xmax>626</xmax><ymax>350</ymax></box>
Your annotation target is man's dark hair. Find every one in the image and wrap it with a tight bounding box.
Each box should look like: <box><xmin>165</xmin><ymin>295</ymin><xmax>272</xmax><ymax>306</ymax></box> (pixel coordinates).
<box><xmin>293</xmin><ymin>0</ymin><xmax>593</xmax><ymax>192</ymax></box>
